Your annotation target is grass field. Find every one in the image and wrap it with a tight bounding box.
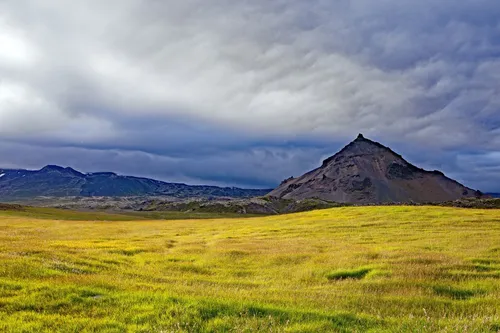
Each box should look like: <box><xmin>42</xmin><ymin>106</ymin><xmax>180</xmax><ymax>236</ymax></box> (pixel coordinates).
<box><xmin>0</xmin><ymin>206</ymin><xmax>499</xmax><ymax>332</ymax></box>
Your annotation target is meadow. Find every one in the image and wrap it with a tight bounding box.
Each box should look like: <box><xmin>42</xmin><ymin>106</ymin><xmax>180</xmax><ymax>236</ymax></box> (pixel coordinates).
<box><xmin>0</xmin><ymin>206</ymin><xmax>499</xmax><ymax>332</ymax></box>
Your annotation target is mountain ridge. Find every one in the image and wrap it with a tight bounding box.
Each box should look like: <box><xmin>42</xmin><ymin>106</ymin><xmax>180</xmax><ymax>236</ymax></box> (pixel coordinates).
<box><xmin>0</xmin><ymin>165</ymin><xmax>271</xmax><ymax>200</ymax></box>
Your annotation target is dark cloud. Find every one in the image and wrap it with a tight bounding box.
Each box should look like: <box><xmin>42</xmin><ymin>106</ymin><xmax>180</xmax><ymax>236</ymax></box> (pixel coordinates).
<box><xmin>0</xmin><ymin>0</ymin><xmax>499</xmax><ymax>191</ymax></box>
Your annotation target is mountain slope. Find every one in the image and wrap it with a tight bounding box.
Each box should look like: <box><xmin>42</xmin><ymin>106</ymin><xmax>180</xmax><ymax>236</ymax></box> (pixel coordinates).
<box><xmin>0</xmin><ymin>165</ymin><xmax>271</xmax><ymax>200</ymax></box>
<box><xmin>268</xmin><ymin>134</ymin><xmax>479</xmax><ymax>203</ymax></box>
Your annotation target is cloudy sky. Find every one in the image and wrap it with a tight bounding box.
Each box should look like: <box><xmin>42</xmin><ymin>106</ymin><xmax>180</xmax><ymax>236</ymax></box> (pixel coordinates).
<box><xmin>0</xmin><ymin>0</ymin><xmax>499</xmax><ymax>191</ymax></box>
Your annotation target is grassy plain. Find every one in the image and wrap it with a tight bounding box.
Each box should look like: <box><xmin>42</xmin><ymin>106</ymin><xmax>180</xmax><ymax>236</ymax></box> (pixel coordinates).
<box><xmin>0</xmin><ymin>206</ymin><xmax>499</xmax><ymax>332</ymax></box>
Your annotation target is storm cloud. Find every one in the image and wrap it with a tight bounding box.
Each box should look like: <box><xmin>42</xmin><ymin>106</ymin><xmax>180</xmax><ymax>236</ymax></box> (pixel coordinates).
<box><xmin>0</xmin><ymin>0</ymin><xmax>499</xmax><ymax>190</ymax></box>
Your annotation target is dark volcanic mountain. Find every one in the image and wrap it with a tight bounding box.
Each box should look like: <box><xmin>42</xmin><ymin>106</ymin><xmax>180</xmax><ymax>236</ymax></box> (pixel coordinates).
<box><xmin>0</xmin><ymin>165</ymin><xmax>271</xmax><ymax>200</ymax></box>
<box><xmin>268</xmin><ymin>134</ymin><xmax>479</xmax><ymax>204</ymax></box>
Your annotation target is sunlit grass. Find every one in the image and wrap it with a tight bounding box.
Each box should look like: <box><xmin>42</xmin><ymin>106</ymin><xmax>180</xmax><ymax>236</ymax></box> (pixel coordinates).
<box><xmin>0</xmin><ymin>206</ymin><xmax>499</xmax><ymax>332</ymax></box>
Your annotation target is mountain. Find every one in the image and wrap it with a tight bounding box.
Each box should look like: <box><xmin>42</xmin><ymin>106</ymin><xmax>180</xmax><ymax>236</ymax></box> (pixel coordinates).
<box><xmin>487</xmin><ymin>193</ymin><xmax>500</xmax><ymax>198</ymax></box>
<box><xmin>268</xmin><ymin>134</ymin><xmax>479</xmax><ymax>203</ymax></box>
<box><xmin>0</xmin><ymin>165</ymin><xmax>271</xmax><ymax>200</ymax></box>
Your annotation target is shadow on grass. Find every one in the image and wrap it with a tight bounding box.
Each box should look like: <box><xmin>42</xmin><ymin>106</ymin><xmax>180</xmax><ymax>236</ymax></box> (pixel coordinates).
<box><xmin>432</xmin><ymin>285</ymin><xmax>486</xmax><ymax>300</ymax></box>
<box><xmin>1</xmin><ymin>289</ymin><xmax>380</xmax><ymax>332</ymax></box>
<box><xmin>327</xmin><ymin>267</ymin><xmax>372</xmax><ymax>281</ymax></box>
<box><xmin>185</xmin><ymin>299</ymin><xmax>379</xmax><ymax>332</ymax></box>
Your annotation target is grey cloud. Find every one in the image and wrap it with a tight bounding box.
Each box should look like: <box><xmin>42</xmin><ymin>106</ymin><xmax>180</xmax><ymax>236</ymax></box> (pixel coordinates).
<box><xmin>0</xmin><ymin>140</ymin><xmax>326</xmax><ymax>188</ymax></box>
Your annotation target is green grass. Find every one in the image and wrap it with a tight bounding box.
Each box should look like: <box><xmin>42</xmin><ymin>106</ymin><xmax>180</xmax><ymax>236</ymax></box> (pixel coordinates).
<box><xmin>0</xmin><ymin>206</ymin><xmax>261</xmax><ymax>221</ymax></box>
<box><xmin>0</xmin><ymin>206</ymin><xmax>141</xmax><ymax>221</ymax></box>
<box><xmin>431</xmin><ymin>285</ymin><xmax>485</xmax><ymax>300</ymax></box>
<box><xmin>326</xmin><ymin>267</ymin><xmax>372</xmax><ymax>280</ymax></box>
<box><xmin>0</xmin><ymin>206</ymin><xmax>499</xmax><ymax>332</ymax></box>
<box><xmin>123</xmin><ymin>210</ymin><xmax>265</xmax><ymax>220</ymax></box>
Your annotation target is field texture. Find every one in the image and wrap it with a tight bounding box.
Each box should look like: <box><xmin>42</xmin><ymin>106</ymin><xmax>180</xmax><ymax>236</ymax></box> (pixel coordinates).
<box><xmin>0</xmin><ymin>206</ymin><xmax>499</xmax><ymax>332</ymax></box>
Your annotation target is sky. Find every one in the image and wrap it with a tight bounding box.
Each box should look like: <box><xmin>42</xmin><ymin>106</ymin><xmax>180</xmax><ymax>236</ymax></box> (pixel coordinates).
<box><xmin>0</xmin><ymin>0</ymin><xmax>499</xmax><ymax>191</ymax></box>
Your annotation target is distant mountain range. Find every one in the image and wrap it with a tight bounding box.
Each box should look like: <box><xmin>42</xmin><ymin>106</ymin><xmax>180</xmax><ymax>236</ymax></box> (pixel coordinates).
<box><xmin>268</xmin><ymin>134</ymin><xmax>481</xmax><ymax>204</ymax></box>
<box><xmin>0</xmin><ymin>165</ymin><xmax>271</xmax><ymax>200</ymax></box>
<box><xmin>487</xmin><ymin>193</ymin><xmax>500</xmax><ymax>198</ymax></box>
<box><xmin>0</xmin><ymin>136</ymin><xmax>491</xmax><ymax>205</ymax></box>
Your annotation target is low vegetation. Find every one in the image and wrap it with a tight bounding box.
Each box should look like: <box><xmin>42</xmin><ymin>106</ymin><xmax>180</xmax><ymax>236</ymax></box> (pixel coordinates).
<box><xmin>0</xmin><ymin>206</ymin><xmax>499</xmax><ymax>332</ymax></box>
<box><xmin>326</xmin><ymin>267</ymin><xmax>373</xmax><ymax>281</ymax></box>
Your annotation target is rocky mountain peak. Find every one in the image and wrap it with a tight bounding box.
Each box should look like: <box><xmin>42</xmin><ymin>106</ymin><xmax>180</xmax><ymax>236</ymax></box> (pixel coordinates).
<box><xmin>40</xmin><ymin>165</ymin><xmax>85</xmax><ymax>177</ymax></box>
<box><xmin>269</xmin><ymin>135</ymin><xmax>477</xmax><ymax>204</ymax></box>
<box><xmin>40</xmin><ymin>165</ymin><xmax>66</xmax><ymax>172</ymax></box>
<box><xmin>322</xmin><ymin>134</ymin><xmax>393</xmax><ymax>167</ymax></box>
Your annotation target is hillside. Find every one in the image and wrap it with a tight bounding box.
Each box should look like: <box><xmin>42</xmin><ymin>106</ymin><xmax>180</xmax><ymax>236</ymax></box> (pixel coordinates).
<box><xmin>269</xmin><ymin>134</ymin><xmax>479</xmax><ymax>203</ymax></box>
<box><xmin>0</xmin><ymin>206</ymin><xmax>499</xmax><ymax>331</ymax></box>
<box><xmin>0</xmin><ymin>165</ymin><xmax>270</xmax><ymax>200</ymax></box>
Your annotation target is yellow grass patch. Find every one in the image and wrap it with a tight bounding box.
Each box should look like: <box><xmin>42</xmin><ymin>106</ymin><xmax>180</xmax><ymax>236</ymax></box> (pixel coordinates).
<box><xmin>0</xmin><ymin>206</ymin><xmax>499</xmax><ymax>332</ymax></box>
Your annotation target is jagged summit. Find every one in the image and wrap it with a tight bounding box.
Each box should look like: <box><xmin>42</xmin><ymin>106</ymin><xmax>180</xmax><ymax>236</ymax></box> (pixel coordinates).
<box><xmin>321</xmin><ymin>134</ymin><xmax>399</xmax><ymax>167</ymax></box>
<box><xmin>269</xmin><ymin>135</ymin><xmax>478</xmax><ymax>204</ymax></box>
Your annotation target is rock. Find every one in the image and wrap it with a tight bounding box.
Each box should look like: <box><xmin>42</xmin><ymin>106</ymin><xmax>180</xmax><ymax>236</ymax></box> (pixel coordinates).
<box><xmin>267</xmin><ymin>135</ymin><xmax>477</xmax><ymax>204</ymax></box>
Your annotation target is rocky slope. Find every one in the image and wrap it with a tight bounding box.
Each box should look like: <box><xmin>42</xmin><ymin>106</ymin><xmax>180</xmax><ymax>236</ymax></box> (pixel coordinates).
<box><xmin>9</xmin><ymin>195</ymin><xmax>345</xmax><ymax>215</ymax></box>
<box><xmin>10</xmin><ymin>195</ymin><xmax>500</xmax><ymax>216</ymax></box>
<box><xmin>268</xmin><ymin>134</ymin><xmax>479</xmax><ymax>203</ymax></box>
<box><xmin>0</xmin><ymin>165</ymin><xmax>271</xmax><ymax>200</ymax></box>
